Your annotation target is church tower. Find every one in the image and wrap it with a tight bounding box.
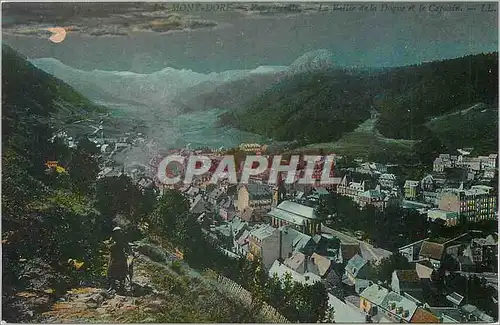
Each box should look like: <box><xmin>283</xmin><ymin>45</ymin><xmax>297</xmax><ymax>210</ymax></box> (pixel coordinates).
<box><xmin>272</xmin><ymin>173</ymin><xmax>286</xmax><ymax>207</ymax></box>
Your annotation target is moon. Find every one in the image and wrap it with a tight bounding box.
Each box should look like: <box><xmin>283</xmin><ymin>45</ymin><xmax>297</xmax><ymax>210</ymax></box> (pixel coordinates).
<box><xmin>47</xmin><ymin>27</ymin><xmax>67</xmax><ymax>43</ymax></box>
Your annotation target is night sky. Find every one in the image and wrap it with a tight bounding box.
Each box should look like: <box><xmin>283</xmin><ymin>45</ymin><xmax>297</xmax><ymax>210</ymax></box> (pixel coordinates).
<box><xmin>2</xmin><ymin>2</ymin><xmax>498</xmax><ymax>73</ymax></box>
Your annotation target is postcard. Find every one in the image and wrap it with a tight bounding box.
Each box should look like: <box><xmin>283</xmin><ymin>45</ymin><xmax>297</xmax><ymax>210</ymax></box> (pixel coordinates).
<box><xmin>2</xmin><ymin>2</ymin><xmax>498</xmax><ymax>323</ymax></box>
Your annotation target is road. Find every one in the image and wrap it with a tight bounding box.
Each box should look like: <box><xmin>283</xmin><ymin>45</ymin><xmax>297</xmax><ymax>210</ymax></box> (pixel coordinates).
<box><xmin>321</xmin><ymin>224</ymin><xmax>392</xmax><ymax>264</ymax></box>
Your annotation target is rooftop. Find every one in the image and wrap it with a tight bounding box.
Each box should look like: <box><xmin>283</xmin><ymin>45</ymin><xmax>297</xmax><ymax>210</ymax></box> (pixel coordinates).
<box><xmin>380</xmin><ymin>173</ymin><xmax>397</xmax><ymax>180</ymax></box>
<box><xmin>404</xmin><ymin>180</ymin><xmax>420</xmax><ymax>187</ymax></box>
<box><xmin>341</xmin><ymin>242</ymin><xmax>361</xmax><ymax>262</ymax></box>
<box><xmin>229</xmin><ymin>217</ymin><xmax>248</xmax><ymax>235</ymax></box>
<box><xmin>313</xmin><ymin>187</ymin><xmax>330</xmax><ymax>195</ymax></box>
<box><xmin>281</xmin><ymin>226</ymin><xmax>313</xmax><ymax>252</ymax></box>
<box><xmin>243</xmin><ymin>183</ymin><xmax>273</xmax><ymax>200</ymax></box>
<box><xmin>310</xmin><ymin>253</ymin><xmax>332</xmax><ymax>277</ymax></box>
<box><xmin>446</xmin><ymin>292</ymin><xmax>464</xmax><ymax>306</ymax></box>
<box><xmin>327</xmin><ymin>294</ymin><xmax>366</xmax><ymax>323</ymax></box>
<box><xmin>461</xmin><ymin>304</ymin><xmax>494</xmax><ymax>322</ymax></box>
<box><xmin>395</xmin><ymin>269</ymin><xmax>421</xmax><ymax>283</ymax></box>
<box><xmin>269</xmin><ymin>260</ymin><xmax>321</xmax><ymax>286</ymax></box>
<box><xmin>381</xmin><ymin>291</ymin><xmax>418</xmax><ymax>322</ymax></box>
<box><xmin>209</xmin><ymin>187</ymin><xmax>226</xmax><ymax>200</ymax></box>
<box><xmin>360</xmin><ymin>189</ymin><xmax>385</xmax><ymax>199</ymax></box>
<box><xmin>415</xmin><ymin>261</ymin><xmax>434</xmax><ymax>279</ymax></box>
<box><xmin>277</xmin><ymin>201</ymin><xmax>319</xmax><ymax>220</ymax></box>
<box><xmin>268</xmin><ymin>201</ymin><xmax>320</xmax><ymax>226</ymax></box>
<box><xmin>345</xmin><ymin>254</ymin><xmax>368</xmax><ymax>277</ymax></box>
<box><xmin>427</xmin><ymin>307</ymin><xmax>462</xmax><ymax>322</ymax></box>
<box><xmin>411</xmin><ymin>307</ymin><xmax>440</xmax><ymax>323</ymax></box>
<box><xmin>249</xmin><ymin>224</ymin><xmax>276</xmax><ymax>241</ymax></box>
<box><xmin>236</xmin><ymin>230</ymin><xmax>250</xmax><ymax>245</ymax></box>
<box><xmin>269</xmin><ymin>208</ymin><xmax>306</xmax><ymax>226</ymax></box>
<box><xmin>239</xmin><ymin>206</ymin><xmax>255</xmax><ymax>222</ymax></box>
<box><xmin>360</xmin><ymin>284</ymin><xmax>389</xmax><ymax>306</ymax></box>
<box><xmin>419</xmin><ymin>241</ymin><xmax>445</xmax><ymax>260</ymax></box>
<box><xmin>284</xmin><ymin>251</ymin><xmax>306</xmax><ymax>271</ymax></box>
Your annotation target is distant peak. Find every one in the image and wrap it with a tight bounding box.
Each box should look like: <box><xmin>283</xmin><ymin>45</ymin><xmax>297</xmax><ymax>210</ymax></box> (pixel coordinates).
<box><xmin>290</xmin><ymin>49</ymin><xmax>336</xmax><ymax>72</ymax></box>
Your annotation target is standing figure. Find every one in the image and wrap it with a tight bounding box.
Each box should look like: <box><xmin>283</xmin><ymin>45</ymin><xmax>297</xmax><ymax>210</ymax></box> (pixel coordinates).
<box><xmin>107</xmin><ymin>227</ymin><xmax>132</xmax><ymax>293</ymax></box>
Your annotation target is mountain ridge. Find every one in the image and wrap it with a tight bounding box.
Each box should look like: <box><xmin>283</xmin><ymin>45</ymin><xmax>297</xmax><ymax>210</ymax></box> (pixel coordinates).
<box><xmin>222</xmin><ymin>52</ymin><xmax>498</xmax><ymax>157</ymax></box>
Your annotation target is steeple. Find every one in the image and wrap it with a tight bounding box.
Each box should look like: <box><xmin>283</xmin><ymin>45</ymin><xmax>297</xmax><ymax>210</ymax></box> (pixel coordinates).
<box><xmin>272</xmin><ymin>173</ymin><xmax>286</xmax><ymax>207</ymax></box>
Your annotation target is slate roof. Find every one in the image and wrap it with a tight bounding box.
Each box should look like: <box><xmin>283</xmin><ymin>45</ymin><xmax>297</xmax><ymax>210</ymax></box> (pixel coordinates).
<box><xmin>419</xmin><ymin>241</ymin><xmax>445</xmax><ymax>260</ymax></box>
<box><xmin>283</xmin><ymin>200</ymin><xmax>319</xmax><ymax>218</ymax></box>
<box><xmin>360</xmin><ymin>284</ymin><xmax>389</xmax><ymax>306</ymax></box>
<box><xmin>341</xmin><ymin>243</ymin><xmax>361</xmax><ymax>262</ymax></box>
<box><xmin>236</xmin><ymin>230</ymin><xmax>250</xmax><ymax>245</ymax></box>
<box><xmin>461</xmin><ymin>304</ymin><xmax>494</xmax><ymax>322</ymax></box>
<box><xmin>269</xmin><ymin>208</ymin><xmax>306</xmax><ymax>226</ymax></box>
<box><xmin>281</xmin><ymin>226</ymin><xmax>313</xmax><ymax>252</ymax></box>
<box><xmin>229</xmin><ymin>217</ymin><xmax>248</xmax><ymax>237</ymax></box>
<box><xmin>411</xmin><ymin>308</ymin><xmax>440</xmax><ymax>323</ymax></box>
<box><xmin>395</xmin><ymin>270</ymin><xmax>421</xmax><ymax>283</ymax></box>
<box><xmin>427</xmin><ymin>307</ymin><xmax>462</xmax><ymax>323</ymax></box>
<box><xmin>249</xmin><ymin>224</ymin><xmax>276</xmax><ymax>241</ymax></box>
<box><xmin>310</xmin><ymin>253</ymin><xmax>332</xmax><ymax>277</ymax></box>
<box><xmin>355</xmin><ymin>279</ymin><xmax>372</xmax><ymax>294</ymax></box>
<box><xmin>284</xmin><ymin>251</ymin><xmax>306</xmax><ymax>272</ymax></box>
<box><xmin>345</xmin><ymin>254</ymin><xmax>368</xmax><ymax>278</ymax></box>
<box><xmin>327</xmin><ymin>294</ymin><xmax>366</xmax><ymax>323</ymax></box>
<box><xmin>359</xmin><ymin>189</ymin><xmax>385</xmax><ymax>199</ymax></box>
<box><xmin>325</xmin><ymin>269</ymin><xmax>342</xmax><ymax>288</ymax></box>
<box><xmin>244</xmin><ymin>184</ymin><xmax>272</xmax><ymax>200</ymax></box>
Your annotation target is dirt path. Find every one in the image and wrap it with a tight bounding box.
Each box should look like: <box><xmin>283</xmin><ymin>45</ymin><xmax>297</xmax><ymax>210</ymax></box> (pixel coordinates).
<box><xmin>20</xmin><ymin>241</ymin><xmax>270</xmax><ymax>323</ymax></box>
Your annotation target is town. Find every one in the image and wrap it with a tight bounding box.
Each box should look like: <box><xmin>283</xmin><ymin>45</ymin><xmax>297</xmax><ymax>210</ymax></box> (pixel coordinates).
<box><xmin>51</xmin><ymin>127</ymin><xmax>498</xmax><ymax>323</ymax></box>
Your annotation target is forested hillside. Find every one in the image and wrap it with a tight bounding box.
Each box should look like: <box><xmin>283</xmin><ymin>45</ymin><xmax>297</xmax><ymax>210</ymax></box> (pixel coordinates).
<box><xmin>225</xmin><ymin>53</ymin><xmax>498</xmax><ymax>155</ymax></box>
<box><xmin>228</xmin><ymin>69</ymin><xmax>374</xmax><ymax>143</ymax></box>
<box><xmin>375</xmin><ymin>52</ymin><xmax>498</xmax><ymax>140</ymax></box>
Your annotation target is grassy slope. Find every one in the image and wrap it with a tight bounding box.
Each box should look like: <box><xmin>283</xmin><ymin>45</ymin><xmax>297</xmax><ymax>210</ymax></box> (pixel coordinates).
<box><xmin>297</xmin><ymin>116</ymin><xmax>416</xmax><ymax>162</ymax></box>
